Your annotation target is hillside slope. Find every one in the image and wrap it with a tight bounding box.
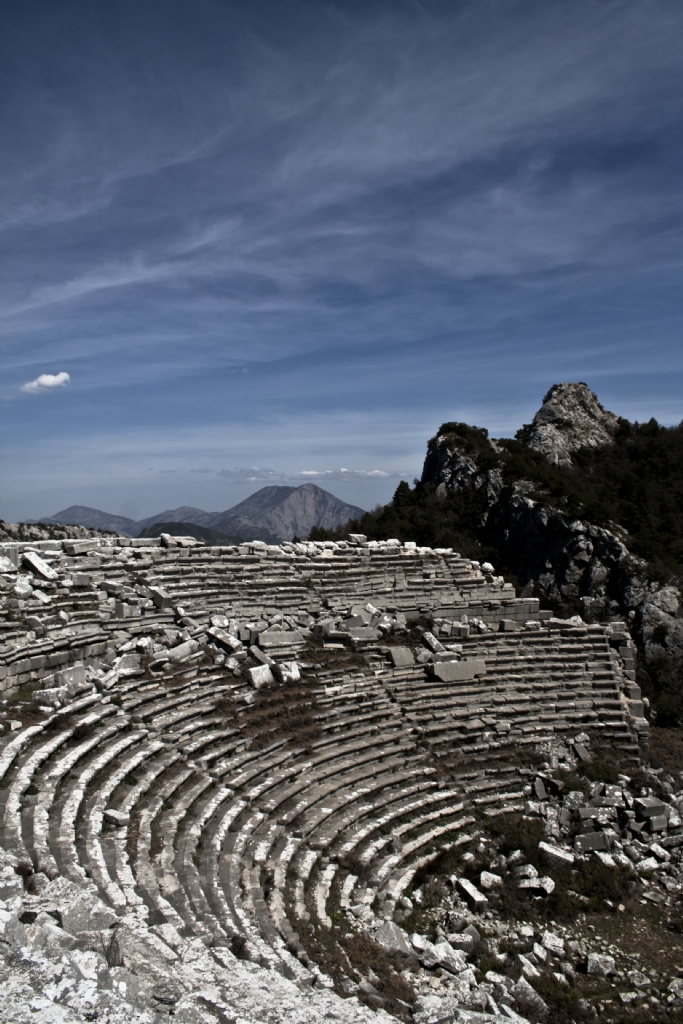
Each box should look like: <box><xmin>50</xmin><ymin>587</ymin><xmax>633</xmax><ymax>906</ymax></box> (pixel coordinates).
<box><xmin>212</xmin><ymin>483</ymin><xmax>364</xmax><ymax>541</ymax></box>
<box><xmin>38</xmin><ymin>505</ymin><xmax>139</xmax><ymax>536</ymax></box>
<box><xmin>38</xmin><ymin>485</ymin><xmax>364</xmax><ymax>543</ymax></box>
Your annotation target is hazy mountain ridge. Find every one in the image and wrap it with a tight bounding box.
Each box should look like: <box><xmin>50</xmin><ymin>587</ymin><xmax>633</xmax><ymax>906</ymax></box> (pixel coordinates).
<box><xmin>39</xmin><ymin>484</ymin><xmax>365</xmax><ymax>542</ymax></box>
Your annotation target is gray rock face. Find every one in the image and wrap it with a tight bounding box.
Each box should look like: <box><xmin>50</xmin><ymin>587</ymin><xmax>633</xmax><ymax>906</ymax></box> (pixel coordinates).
<box><xmin>517</xmin><ymin>381</ymin><xmax>620</xmax><ymax>466</ymax></box>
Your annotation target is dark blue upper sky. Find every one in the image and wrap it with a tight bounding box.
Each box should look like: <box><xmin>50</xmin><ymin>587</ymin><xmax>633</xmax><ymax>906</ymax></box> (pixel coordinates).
<box><xmin>2</xmin><ymin>0</ymin><xmax>682</xmax><ymax>521</ymax></box>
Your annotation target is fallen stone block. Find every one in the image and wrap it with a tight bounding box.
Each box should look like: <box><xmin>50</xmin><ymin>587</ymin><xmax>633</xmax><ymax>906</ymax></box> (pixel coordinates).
<box><xmin>587</xmin><ymin>953</ymin><xmax>616</xmax><ymax>976</ymax></box>
<box><xmin>274</xmin><ymin>661</ymin><xmax>300</xmax><ymax>684</ymax></box>
<box><xmin>258</xmin><ymin>630</ymin><xmax>304</xmax><ymax>647</ymax></box>
<box><xmin>431</xmin><ymin>659</ymin><xmax>486</xmax><ymax>683</ymax></box>
<box><xmin>635</xmin><ymin>797</ymin><xmax>666</xmax><ymax>820</ymax></box>
<box><xmin>574</xmin><ymin>831</ymin><xmax>609</xmax><ymax>853</ymax></box>
<box><xmin>517</xmin><ymin>876</ymin><xmax>555</xmax><ymax>896</ymax></box>
<box><xmin>373</xmin><ymin>920</ymin><xmax>412</xmax><ymax>958</ymax></box>
<box><xmin>511</xmin><ymin>976</ymin><xmax>548</xmax><ymax>1016</ymax></box>
<box><xmin>248</xmin><ymin>664</ymin><xmax>275</xmax><ymax>688</ymax></box>
<box><xmin>479</xmin><ymin>871</ymin><xmax>503</xmax><ymax>890</ymax></box>
<box><xmin>422</xmin><ymin>631</ymin><xmax>446</xmax><ymax>653</ymax></box>
<box><xmin>538</xmin><ymin>841</ymin><xmax>575</xmax><ymax>869</ymax></box>
<box><xmin>22</xmin><ymin>551</ymin><xmax>59</xmax><ymax>581</ymax></box>
<box><xmin>249</xmin><ymin>645</ymin><xmax>274</xmax><ymax>666</ymax></box>
<box><xmin>541</xmin><ymin>930</ymin><xmax>565</xmax><ymax>957</ymax></box>
<box><xmin>55</xmin><ymin>664</ymin><xmax>86</xmax><ymax>689</ymax></box>
<box><xmin>345</xmin><ymin>626</ymin><xmax>380</xmax><ymax>641</ymax></box>
<box><xmin>389</xmin><ymin>646</ymin><xmax>415</xmax><ymax>668</ymax></box>
<box><xmin>207</xmin><ymin>627</ymin><xmax>243</xmax><ymax>653</ymax></box>
<box><xmin>104</xmin><ymin>808</ymin><xmax>130</xmax><ymax>827</ymax></box>
<box><xmin>32</xmin><ymin>687</ymin><xmax>68</xmax><ymax>707</ymax></box>
<box><xmin>149</xmin><ymin>586</ymin><xmax>173</xmax><ymax>610</ymax></box>
<box><xmin>167</xmin><ymin>640</ymin><xmax>200</xmax><ymax>663</ymax></box>
<box><xmin>517</xmin><ymin>953</ymin><xmax>541</xmax><ymax>979</ymax></box>
<box><xmin>457</xmin><ymin>878</ymin><xmax>489</xmax><ymax>911</ymax></box>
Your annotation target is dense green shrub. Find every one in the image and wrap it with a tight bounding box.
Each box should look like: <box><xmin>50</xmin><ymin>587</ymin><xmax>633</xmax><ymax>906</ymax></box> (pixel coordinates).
<box><xmin>313</xmin><ymin>417</ymin><xmax>683</xmax><ymax>583</ymax></box>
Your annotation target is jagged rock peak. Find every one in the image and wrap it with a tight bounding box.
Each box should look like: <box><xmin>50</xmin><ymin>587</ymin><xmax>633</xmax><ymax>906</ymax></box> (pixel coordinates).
<box><xmin>517</xmin><ymin>382</ymin><xmax>620</xmax><ymax>466</ymax></box>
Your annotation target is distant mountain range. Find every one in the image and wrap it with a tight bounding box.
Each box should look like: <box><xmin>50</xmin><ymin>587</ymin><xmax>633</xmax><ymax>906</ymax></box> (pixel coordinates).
<box><xmin>36</xmin><ymin>484</ymin><xmax>365</xmax><ymax>543</ymax></box>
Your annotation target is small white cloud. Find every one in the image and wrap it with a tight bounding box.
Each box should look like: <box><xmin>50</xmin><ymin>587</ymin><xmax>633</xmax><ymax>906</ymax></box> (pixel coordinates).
<box><xmin>20</xmin><ymin>371</ymin><xmax>70</xmax><ymax>395</ymax></box>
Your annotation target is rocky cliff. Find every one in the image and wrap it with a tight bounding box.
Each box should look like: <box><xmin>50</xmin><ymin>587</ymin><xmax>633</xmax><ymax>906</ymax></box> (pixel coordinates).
<box><xmin>420</xmin><ymin>384</ymin><xmax>683</xmax><ymax>726</ymax></box>
<box><xmin>516</xmin><ymin>382</ymin><xmax>620</xmax><ymax>466</ymax></box>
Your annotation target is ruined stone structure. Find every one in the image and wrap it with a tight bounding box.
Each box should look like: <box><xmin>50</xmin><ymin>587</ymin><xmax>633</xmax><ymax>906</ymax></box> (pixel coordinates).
<box><xmin>0</xmin><ymin>532</ymin><xmax>658</xmax><ymax>1021</ymax></box>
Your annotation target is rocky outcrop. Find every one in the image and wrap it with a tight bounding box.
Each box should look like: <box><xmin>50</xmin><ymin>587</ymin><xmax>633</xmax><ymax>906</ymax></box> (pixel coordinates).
<box><xmin>516</xmin><ymin>382</ymin><xmax>620</xmax><ymax>466</ymax></box>
<box><xmin>419</xmin><ymin>386</ymin><xmax>683</xmax><ymax>722</ymax></box>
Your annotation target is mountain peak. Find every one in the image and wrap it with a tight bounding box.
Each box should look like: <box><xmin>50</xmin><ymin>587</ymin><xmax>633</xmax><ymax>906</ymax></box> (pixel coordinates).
<box><xmin>517</xmin><ymin>382</ymin><xmax>619</xmax><ymax>466</ymax></box>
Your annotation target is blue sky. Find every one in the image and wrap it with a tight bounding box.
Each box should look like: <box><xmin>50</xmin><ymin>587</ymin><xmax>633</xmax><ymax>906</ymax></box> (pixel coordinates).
<box><xmin>1</xmin><ymin>0</ymin><xmax>682</xmax><ymax>523</ymax></box>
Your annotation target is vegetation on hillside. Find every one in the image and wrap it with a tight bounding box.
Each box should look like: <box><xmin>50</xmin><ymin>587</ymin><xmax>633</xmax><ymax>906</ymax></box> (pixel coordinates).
<box><xmin>310</xmin><ymin>417</ymin><xmax>683</xmax><ymax>584</ymax></box>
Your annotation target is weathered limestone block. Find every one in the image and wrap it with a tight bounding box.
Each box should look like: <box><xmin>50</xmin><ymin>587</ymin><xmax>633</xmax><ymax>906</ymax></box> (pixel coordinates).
<box><xmin>22</xmin><ymin>551</ymin><xmax>59</xmax><ymax>581</ymax></box>
<box><xmin>430</xmin><ymin>659</ymin><xmax>486</xmax><ymax>682</ymax></box>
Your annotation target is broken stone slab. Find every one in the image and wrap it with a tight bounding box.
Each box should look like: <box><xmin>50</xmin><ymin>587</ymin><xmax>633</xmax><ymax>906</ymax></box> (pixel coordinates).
<box><xmin>422</xmin><ymin>631</ymin><xmax>446</xmax><ymax>653</ymax></box>
<box><xmin>447</xmin><ymin>931</ymin><xmax>477</xmax><ymax>955</ymax></box>
<box><xmin>517</xmin><ymin>953</ymin><xmax>540</xmax><ymax>979</ymax></box>
<box><xmin>258</xmin><ymin>630</ymin><xmax>304</xmax><ymax>647</ymax></box>
<box><xmin>249</xmin><ymin>645</ymin><xmax>274</xmax><ymax>666</ymax></box>
<box><xmin>389</xmin><ymin>646</ymin><xmax>415</xmax><ymax>668</ymax></box>
<box><xmin>104</xmin><ymin>808</ymin><xmax>130</xmax><ymax>827</ymax></box>
<box><xmin>587</xmin><ymin>952</ymin><xmax>616</xmax><ymax>976</ymax></box>
<box><xmin>574</xmin><ymin>831</ymin><xmax>610</xmax><ymax>853</ymax></box>
<box><xmin>22</xmin><ymin>550</ymin><xmax>59</xmax><ymax>581</ymax></box>
<box><xmin>149</xmin><ymin>586</ymin><xmax>173</xmax><ymax>610</ymax></box>
<box><xmin>538</xmin><ymin>841</ymin><xmax>575</xmax><ymax>869</ymax></box>
<box><xmin>274</xmin><ymin>661</ymin><xmax>301</xmax><ymax>684</ymax></box>
<box><xmin>457</xmin><ymin>878</ymin><xmax>489</xmax><ymax>911</ymax></box>
<box><xmin>207</xmin><ymin>627</ymin><xmax>243</xmax><ymax>653</ymax></box>
<box><xmin>167</xmin><ymin>639</ymin><xmax>200</xmax><ymax>663</ymax></box>
<box><xmin>55</xmin><ymin>664</ymin><xmax>86</xmax><ymax>689</ymax></box>
<box><xmin>635</xmin><ymin>856</ymin><xmax>659</xmax><ymax>872</ymax></box>
<box><xmin>32</xmin><ymin>686</ymin><xmax>68</xmax><ymax>707</ymax></box>
<box><xmin>510</xmin><ymin>976</ymin><xmax>549</xmax><ymax>1016</ymax></box>
<box><xmin>517</xmin><ymin>876</ymin><xmax>555</xmax><ymax>896</ymax></box>
<box><xmin>373</xmin><ymin>920</ymin><xmax>412</xmax><ymax>958</ymax></box>
<box><xmin>479</xmin><ymin>871</ymin><xmax>503</xmax><ymax>890</ymax></box>
<box><xmin>247</xmin><ymin>664</ymin><xmax>275</xmax><ymax>688</ymax></box>
<box><xmin>344</xmin><ymin>626</ymin><xmax>380</xmax><ymax>641</ymax></box>
<box><xmin>634</xmin><ymin>796</ymin><xmax>667</xmax><ymax>820</ymax></box>
<box><xmin>430</xmin><ymin>659</ymin><xmax>487</xmax><ymax>683</ymax></box>
<box><xmin>541</xmin><ymin>930</ymin><xmax>565</xmax><ymax>957</ymax></box>
<box><xmin>418</xmin><ymin>939</ymin><xmax>469</xmax><ymax>974</ymax></box>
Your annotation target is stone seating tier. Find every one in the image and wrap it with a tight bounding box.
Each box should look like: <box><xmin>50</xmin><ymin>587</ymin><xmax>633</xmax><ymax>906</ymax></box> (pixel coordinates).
<box><xmin>0</xmin><ymin>536</ymin><xmax>644</xmax><ymax>1001</ymax></box>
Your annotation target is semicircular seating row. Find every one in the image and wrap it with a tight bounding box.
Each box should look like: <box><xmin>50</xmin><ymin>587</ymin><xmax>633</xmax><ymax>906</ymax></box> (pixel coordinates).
<box><xmin>0</xmin><ymin>627</ymin><xmax>635</xmax><ymax>987</ymax></box>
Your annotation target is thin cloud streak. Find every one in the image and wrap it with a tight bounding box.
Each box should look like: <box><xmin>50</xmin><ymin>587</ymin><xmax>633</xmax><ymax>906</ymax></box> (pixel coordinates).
<box><xmin>1</xmin><ymin>1</ymin><xmax>681</xmax><ymax>519</ymax></box>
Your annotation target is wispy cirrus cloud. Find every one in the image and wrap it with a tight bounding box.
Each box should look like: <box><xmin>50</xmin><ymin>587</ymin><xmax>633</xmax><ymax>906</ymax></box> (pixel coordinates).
<box><xmin>1</xmin><ymin>1</ymin><xmax>681</xmax><ymax>521</ymax></box>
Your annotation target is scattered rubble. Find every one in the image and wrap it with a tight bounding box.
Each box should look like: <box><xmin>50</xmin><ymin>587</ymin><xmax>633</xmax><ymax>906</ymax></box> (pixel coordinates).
<box><xmin>0</xmin><ymin>528</ymin><xmax>679</xmax><ymax>1022</ymax></box>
